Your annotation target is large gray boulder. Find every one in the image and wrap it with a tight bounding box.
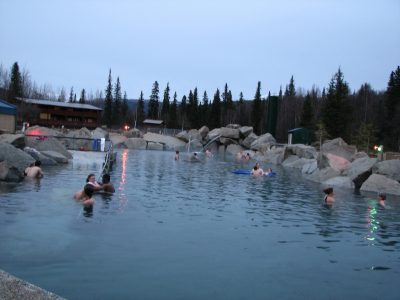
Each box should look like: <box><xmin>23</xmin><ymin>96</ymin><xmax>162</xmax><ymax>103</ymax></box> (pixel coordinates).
<box><xmin>125</xmin><ymin>138</ymin><xmax>147</xmax><ymax>150</ymax></box>
<box><xmin>143</xmin><ymin>132</ymin><xmax>186</xmax><ymax>151</ymax></box>
<box><xmin>239</xmin><ymin>126</ymin><xmax>253</xmax><ymax>138</ymax></box>
<box><xmin>25</xmin><ymin>126</ymin><xmax>63</xmax><ymax>137</ymax></box>
<box><xmin>198</xmin><ymin>126</ymin><xmax>209</xmax><ymax>139</ymax></box>
<box><xmin>109</xmin><ymin>133</ymin><xmax>128</xmax><ymax>148</ymax></box>
<box><xmin>92</xmin><ymin>127</ymin><xmax>109</xmax><ymax>139</ymax></box>
<box><xmin>123</xmin><ymin>128</ymin><xmax>142</xmax><ymax>138</ymax></box>
<box><xmin>322</xmin><ymin>176</ymin><xmax>355</xmax><ymax>189</ymax></box>
<box><xmin>372</xmin><ymin>160</ymin><xmax>400</xmax><ymax>182</ymax></box>
<box><xmin>0</xmin><ymin>143</ymin><xmax>34</xmax><ymax>176</ymax></box>
<box><xmin>318</xmin><ymin>152</ymin><xmax>351</xmax><ymax>172</ymax></box>
<box><xmin>206</xmin><ymin>128</ymin><xmax>221</xmax><ymax>142</ymax></box>
<box><xmin>304</xmin><ymin>167</ymin><xmax>341</xmax><ymax>183</ymax></box>
<box><xmin>41</xmin><ymin>150</ymin><xmax>69</xmax><ymax>164</ymax></box>
<box><xmin>284</xmin><ymin>144</ymin><xmax>317</xmax><ymax>160</ymax></box>
<box><xmin>360</xmin><ymin>174</ymin><xmax>400</xmax><ymax>196</ymax></box>
<box><xmin>0</xmin><ymin>133</ymin><xmax>26</xmax><ymax>149</ymax></box>
<box><xmin>226</xmin><ymin>144</ymin><xmax>243</xmax><ymax>156</ymax></box>
<box><xmin>24</xmin><ymin>147</ymin><xmax>58</xmax><ymax>166</ymax></box>
<box><xmin>147</xmin><ymin>142</ymin><xmax>164</xmax><ymax>151</ymax></box>
<box><xmin>175</xmin><ymin>130</ymin><xmax>190</xmax><ymax>143</ymax></box>
<box><xmin>301</xmin><ymin>160</ymin><xmax>318</xmax><ymax>175</ymax></box>
<box><xmin>0</xmin><ymin>161</ymin><xmax>23</xmax><ymax>182</ymax></box>
<box><xmin>250</xmin><ymin>133</ymin><xmax>276</xmax><ymax>151</ymax></box>
<box><xmin>64</xmin><ymin>127</ymin><xmax>92</xmax><ymax>150</ymax></box>
<box><xmin>259</xmin><ymin>147</ymin><xmax>285</xmax><ymax>165</ymax></box>
<box><xmin>220</xmin><ymin>127</ymin><xmax>240</xmax><ymax>139</ymax></box>
<box><xmin>241</xmin><ymin>133</ymin><xmax>258</xmax><ymax>149</ymax></box>
<box><xmin>319</xmin><ymin>138</ymin><xmax>357</xmax><ymax>170</ymax></box>
<box><xmin>25</xmin><ymin>136</ymin><xmax>72</xmax><ymax>159</ymax></box>
<box><xmin>342</xmin><ymin>156</ymin><xmax>377</xmax><ymax>189</ymax></box>
<box><xmin>282</xmin><ymin>156</ymin><xmax>315</xmax><ymax>169</ymax></box>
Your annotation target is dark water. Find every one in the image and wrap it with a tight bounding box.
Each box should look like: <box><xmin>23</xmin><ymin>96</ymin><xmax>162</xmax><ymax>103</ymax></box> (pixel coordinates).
<box><xmin>0</xmin><ymin>149</ymin><xmax>399</xmax><ymax>300</ymax></box>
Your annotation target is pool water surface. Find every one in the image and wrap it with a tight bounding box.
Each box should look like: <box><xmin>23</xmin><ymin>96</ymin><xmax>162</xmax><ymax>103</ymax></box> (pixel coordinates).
<box><xmin>0</xmin><ymin>149</ymin><xmax>399</xmax><ymax>300</ymax></box>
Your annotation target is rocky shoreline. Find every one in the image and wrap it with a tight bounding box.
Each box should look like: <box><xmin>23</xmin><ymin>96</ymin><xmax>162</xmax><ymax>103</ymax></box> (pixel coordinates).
<box><xmin>0</xmin><ymin>125</ymin><xmax>399</xmax><ymax>197</ymax></box>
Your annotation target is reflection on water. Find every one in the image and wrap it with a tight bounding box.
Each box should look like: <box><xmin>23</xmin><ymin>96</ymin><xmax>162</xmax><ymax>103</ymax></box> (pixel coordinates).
<box><xmin>0</xmin><ymin>149</ymin><xmax>399</xmax><ymax>300</ymax></box>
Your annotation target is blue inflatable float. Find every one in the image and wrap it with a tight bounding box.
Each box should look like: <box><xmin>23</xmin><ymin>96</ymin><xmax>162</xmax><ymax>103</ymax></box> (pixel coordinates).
<box><xmin>232</xmin><ymin>169</ymin><xmax>276</xmax><ymax>176</ymax></box>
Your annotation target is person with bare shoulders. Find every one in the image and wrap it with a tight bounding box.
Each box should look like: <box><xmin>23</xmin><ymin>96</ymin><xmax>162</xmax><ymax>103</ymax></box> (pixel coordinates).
<box><xmin>323</xmin><ymin>187</ymin><xmax>335</xmax><ymax>204</ymax></box>
<box><xmin>175</xmin><ymin>150</ymin><xmax>180</xmax><ymax>161</ymax></box>
<box><xmin>101</xmin><ymin>173</ymin><xmax>115</xmax><ymax>193</ymax></box>
<box><xmin>251</xmin><ymin>162</ymin><xmax>264</xmax><ymax>177</ymax></box>
<box><xmin>85</xmin><ymin>173</ymin><xmax>102</xmax><ymax>192</ymax></box>
<box><xmin>25</xmin><ymin>160</ymin><xmax>43</xmax><ymax>178</ymax></box>
<box><xmin>205</xmin><ymin>149</ymin><xmax>213</xmax><ymax>158</ymax></box>
<box><xmin>377</xmin><ymin>192</ymin><xmax>386</xmax><ymax>208</ymax></box>
<box><xmin>74</xmin><ymin>184</ymin><xmax>95</xmax><ymax>206</ymax></box>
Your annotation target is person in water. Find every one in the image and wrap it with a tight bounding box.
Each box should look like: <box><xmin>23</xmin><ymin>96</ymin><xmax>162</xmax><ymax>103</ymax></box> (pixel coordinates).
<box><xmin>74</xmin><ymin>184</ymin><xmax>95</xmax><ymax>206</ymax></box>
<box><xmin>205</xmin><ymin>149</ymin><xmax>213</xmax><ymax>158</ymax></box>
<box><xmin>85</xmin><ymin>173</ymin><xmax>103</xmax><ymax>191</ymax></box>
<box><xmin>175</xmin><ymin>150</ymin><xmax>180</xmax><ymax>161</ymax></box>
<box><xmin>323</xmin><ymin>187</ymin><xmax>335</xmax><ymax>204</ymax></box>
<box><xmin>25</xmin><ymin>160</ymin><xmax>43</xmax><ymax>178</ymax></box>
<box><xmin>101</xmin><ymin>173</ymin><xmax>115</xmax><ymax>193</ymax></box>
<box><xmin>377</xmin><ymin>192</ymin><xmax>386</xmax><ymax>208</ymax></box>
<box><xmin>251</xmin><ymin>162</ymin><xmax>264</xmax><ymax>177</ymax></box>
<box><xmin>265</xmin><ymin>167</ymin><xmax>273</xmax><ymax>175</ymax></box>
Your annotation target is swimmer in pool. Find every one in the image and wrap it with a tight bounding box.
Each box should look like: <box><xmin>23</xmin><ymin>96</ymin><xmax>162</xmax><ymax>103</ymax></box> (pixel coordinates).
<box><xmin>323</xmin><ymin>187</ymin><xmax>335</xmax><ymax>204</ymax></box>
<box><xmin>251</xmin><ymin>163</ymin><xmax>264</xmax><ymax>177</ymax></box>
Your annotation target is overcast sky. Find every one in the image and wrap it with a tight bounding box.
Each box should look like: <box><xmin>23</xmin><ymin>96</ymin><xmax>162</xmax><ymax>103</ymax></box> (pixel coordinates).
<box><xmin>0</xmin><ymin>0</ymin><xmax>399</xmax><ymax>100</ymax></box>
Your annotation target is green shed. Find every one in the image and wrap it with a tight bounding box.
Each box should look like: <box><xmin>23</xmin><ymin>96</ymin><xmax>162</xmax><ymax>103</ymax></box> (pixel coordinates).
<box><xmin>288</xmin><ymin>128</ymin><xmax>313</xmax><ymax>145</ymax></box>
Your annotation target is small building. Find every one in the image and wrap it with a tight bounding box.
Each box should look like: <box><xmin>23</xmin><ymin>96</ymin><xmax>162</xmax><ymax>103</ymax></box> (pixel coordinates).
<box><xmin>142</xmin><ymin>119</ymin><xmax>164</xmax><ymax>132</ymax></box>
<box><xmin>16</xmin><ymin>98</ymin><xmax>102</xmax><ymax>129</ymax></box>
<box><xmin>0</xmin><ymin>99</ymin><xmax>17</xmax><ymax>133</ymax></box>
<box><xmin>288</xmin><ymin>127</ymin><xmax>313</xmax><ymax>145</ymax></box>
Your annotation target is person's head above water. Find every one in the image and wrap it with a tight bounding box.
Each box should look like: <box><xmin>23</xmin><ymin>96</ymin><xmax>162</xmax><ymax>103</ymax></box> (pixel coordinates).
<box><xmin>84</xmin><ymin>184</ymin><xmax>94</xmax><ymax>198</ymax></box>
<box><xmin>102</xmin><ymin>173</ymin><xmax>111</xmax><ymax>184</ymax></box>
<box><xmin>378</xmin><ymin>192</ymin><xmax>386</xmax><ymax>200</ymax></box>
<box><xmin>86</xmin><ymin>173</ymin><xmax>96</xmax><ymax>182</ymax></box>
<box><xmin>323</xmin><ymin>187</ymin><xmax>333</xmax><ymax>195</ymax></box>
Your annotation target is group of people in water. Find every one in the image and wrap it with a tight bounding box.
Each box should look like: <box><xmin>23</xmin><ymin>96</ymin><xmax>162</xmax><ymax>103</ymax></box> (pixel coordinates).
<box><xmin>323</xmin><ymin>187</ymin><xmax>386</xmax><ymax>208</ymax></box>
<box><xmin>73</xmin><ymin>173</ymin><xmax>115</xmax><ymax>206</ymax></box>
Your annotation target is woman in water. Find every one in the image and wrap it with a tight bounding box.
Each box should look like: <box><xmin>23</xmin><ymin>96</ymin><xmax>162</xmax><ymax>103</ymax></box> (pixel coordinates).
<box><xmin>251</xmin><ymin>163</ymin><xmax>264</xmax><ymax>177</ymax></box>
<box><xmin>323</xmin><ymin>187</ymin><xmax>335</xmax><ymax>204</ymax></box>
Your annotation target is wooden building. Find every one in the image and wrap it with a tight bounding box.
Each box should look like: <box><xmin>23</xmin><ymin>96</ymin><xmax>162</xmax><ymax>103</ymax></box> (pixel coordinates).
<box><xmin>0</xmin><ymin>99</ymin><xmax>17</xmax><ymax>133</ymax></box>
<box><xmin>16</xmin><ymin>98</ymin><xmax>103</xmax><ymax>129</ymax></box>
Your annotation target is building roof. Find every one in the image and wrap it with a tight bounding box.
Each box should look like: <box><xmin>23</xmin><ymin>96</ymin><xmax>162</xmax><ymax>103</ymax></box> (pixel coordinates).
<box><xmin>0</xmin><ymin>99</ymin><xmax>17</xmax><ymax>115</ymax></box>
<box><xmin>16</xmin><ymin>97</ymin><xmax>103</xmax><ymax>111</ymax></box>
<box><xmin>143</xmin><ymin>119</ymin><xmax>164</xmax><ymax>125</ymax></box>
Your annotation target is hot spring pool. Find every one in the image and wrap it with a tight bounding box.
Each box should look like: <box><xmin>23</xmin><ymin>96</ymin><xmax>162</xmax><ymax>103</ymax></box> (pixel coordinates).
<box><xmin>0</xmin><ymin>149</ymin><xmax>399</xmax><ymax>299</ymax></box>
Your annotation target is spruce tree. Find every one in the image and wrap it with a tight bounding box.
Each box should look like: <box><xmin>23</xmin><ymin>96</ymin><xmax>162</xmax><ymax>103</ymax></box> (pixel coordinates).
<box><xmin>121</xmin><ymin>91</ymin><xmax>129</xmax><ymax>126</ymax></box>
<box><xmin>103</xmin><ymin>69</ymin><xmax>113</xmax><ymax>127</ymax></box>
<box><xmin>136</xmin><ymin>91</ymin><xmax>145</xmax><ymax>127</ymax></box>
<box><xmin>161</xmin><ymin>83</ymin><xmax>170</xmax><ymax>124</ymax></box>
<box><xmin>148</xmin><ymin>81</ymin><xmax>159</xmax><ymax>119</ymax></box>
<box><xmin>58</xmin><ymin>88</ymin><xmax>66</xmax><ymax>102</ymax></box>
<box><xmin>69</xmin><ymin>87</ymin><xmax>74</xmax><ymax>102</ymax></box>
<box><xmin>252</xmin><ymin>81</ymin><xmax>262</xmax><ymax>134</ymax></box>
<box><xmin>79</xmin><ymin>89</ymin><xmax>86</xmax><ymax>104</ymax></box>
<box><xmin>383</xmin><ymin>66</ymin><xmax>400</xmax><ymax>150</ymax></box>
<box><xmin>8</xmin><ymin>62</ymin><xmax>23</xmax><ymax>102</ymax></box>
<box><xmin>300</xmin><ymin>92</ymin><xmax>315</xmax><ymax>129</ymax></box>
<box><xmin>210</xmin><ymin>89</ymin><xmax>221</xmax><ymax>129</ymax></box>
<box><xmin>201</xmin><ymin>91</ymin><xmax>209</xmax><ymax>126</ymax></box>
<box><xmin>112</xmin><ymin>77</ymin><xmax>122</xmax><ymax>127</ymax></box>
<box><xmin>169</xmin><ymin>92</ymin><xmax>178</xmax><ymax>128</ymax></box>
<box><xmin>179</xmin><ymin>95</ymin><xmax>187</xmax><ymax>129</ymax></box>
<box><xmin>321</xmin><ymin>68</ymin><xmax>352</xmax><ymax>141</ymax></box>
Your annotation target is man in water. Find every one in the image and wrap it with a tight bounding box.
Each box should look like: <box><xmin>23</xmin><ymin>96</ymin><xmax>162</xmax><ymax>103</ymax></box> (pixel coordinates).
<box><xmin>101</xmin><ymin>173</ymin><xmax>115</xmax><ymax>193</ymax></box>
<box><xmin>251</xmin><ymin>163</ymin><xmax>264</xmax><ymax>177</ymax></box>
<box><xmin>377</xmin><ymin>192</ymin><xmax>386</xmax><ymax>208</ymax></box>
<box><xmin>25</xmin><ymin>160</ymin><xmax>43</xmax><ymax>178</ymax></box>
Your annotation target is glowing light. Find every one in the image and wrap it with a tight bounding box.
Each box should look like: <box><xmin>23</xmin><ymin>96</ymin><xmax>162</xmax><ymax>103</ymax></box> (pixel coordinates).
<box><xmin>124</xmin><ymin>125</ymin><xmax>130</xmax><ymax>131</ymax></box>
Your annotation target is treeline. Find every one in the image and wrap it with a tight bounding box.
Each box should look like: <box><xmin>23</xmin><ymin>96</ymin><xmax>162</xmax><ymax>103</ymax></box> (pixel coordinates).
<box><xmin>1</xmin><ymin>62</ymin><xmax>399</xmax><ymax>151</ymax></box>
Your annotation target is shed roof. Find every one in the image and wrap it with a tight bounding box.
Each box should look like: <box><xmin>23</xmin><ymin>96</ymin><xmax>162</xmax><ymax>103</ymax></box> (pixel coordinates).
<box><xmin>0</xmin><ymin>99</ymin><xmax>17</xmax><ymax>115</ymax></box>
<box><xmin>143</xmin><ymin>119</ymin><xmax>163</xmax><ymax>125</ymax></box>
<box><xmin>16</xmin><ymin>97</ymin><xmax>102</xmax><ymax>111</ymax></box>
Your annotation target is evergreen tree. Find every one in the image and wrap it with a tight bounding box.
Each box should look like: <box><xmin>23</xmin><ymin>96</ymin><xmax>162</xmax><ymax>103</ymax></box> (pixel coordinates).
<box><xmin>383</xmin><ymin>66</ymin><xmax>400</xmax><ymax>150</ymax></box>
<box><xmin>252</xmin><ymin>81</ymin><xmax>262</xmax><ymax>134</ymax></box>
<box><xmin>352</xmin><ymin>122</ymin><xmax>378</xmax><ymax>154</ymax></box>
<box><xmin>136</xmin><ymin>91</ymin><xmax>145</xmax><ymax>127</ymax></box>
<box><xmin>321</xmin><ymin>68</ymin><xmax>352</xmax><ymax>140</ymax></box>
<box><xmin>210</xmin><ymin>89</ymin><xmax>221</xmax><ymax>129</ymax></box>
<box><xmin>58</xmin><ymin>88</ymin><xmax>66</xmax><ymax>102</ymax></box>
<box><xmin>112</xmin><ymin>77</ymin><xmax>122</xmax><ymax>127</ymax></box>
<box><xmin>69</xmin><ymin>87</ymin><xmax>74</xmax><ymax>102</ymax></box>
<box><xmin>179</xmin><ymin>95</ymin><xmax>187</xmax><ymax>129</ymax></box>
<box><xmin>169</xmin><ymin>92</ymin><xmax>178</xmax><ymax>128</ymax></box>
<box><xmin>73</xmin><ymin>93</ymin><xmax>77</xmax><ymax>103</ymax></box>
<box><xmin>103</xmin><ymin>69</ymin><xmax>113</xmax><ymax>127</ymax></box>
<box><xmin>161</xmin><ymin>83</ymin><xmax>170</xmax><ymax>124</ymax></box>
<box><xmin>8</xmin><ymin>62</ymin><xmax>23</xmax><ymax>102</ymax></box>
<box><xmin>121</xmin><ymin>91</ymin><xmax>129</xmax><ymax>125</ymax></box>
<box><xmin>148</xmin><ymin>81</ymin><xmax>159</xmax><ymax>119</ymax></box>
<box><xmin>79</xmin><ymin>88</ymin><xmax>86</xmax><ymax>104</ymax></box>
<box><xmin>300</xmin><ymin>92</ymin><xmax>315</xmax><ymax>129</ymax></box>
<box><xmin>201</xmin><ymin>91</ymin><xmax>209</xmax><ymax>126</ymax></box>
<box><xmin>237</xmin><ymin>91</ymin><xmax>246</xmax><ymax>126</ymax></box>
